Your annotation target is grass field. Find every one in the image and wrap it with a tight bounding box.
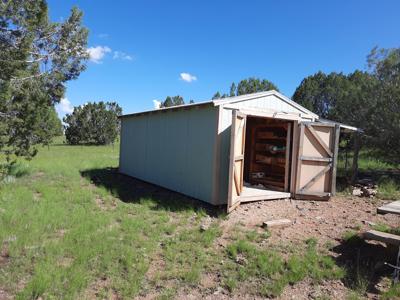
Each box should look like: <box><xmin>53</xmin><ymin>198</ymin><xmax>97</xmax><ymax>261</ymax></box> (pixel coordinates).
<box><xmin>0</xmin><ymin>141</ymin><xmax>398</xmax><ymax>299</ymax></box>
<box><xmin>337</xmin><ymin>149</ymin><xmax>400</xmax><ymax>199</ymax></box>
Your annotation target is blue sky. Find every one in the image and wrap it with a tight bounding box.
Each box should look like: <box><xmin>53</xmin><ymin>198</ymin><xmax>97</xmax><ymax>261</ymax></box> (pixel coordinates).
<box><xmin>50</xmin><ymin>0</ymin><xmax>400</xmax><ymax>118</ymax></box>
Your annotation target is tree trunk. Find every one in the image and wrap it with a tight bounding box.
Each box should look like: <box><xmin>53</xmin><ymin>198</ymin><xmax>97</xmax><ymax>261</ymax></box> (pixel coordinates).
<box><xmin>351</xmin><ymin>132</ymin><xmax>361</xmax><ymax>184</ymax></box>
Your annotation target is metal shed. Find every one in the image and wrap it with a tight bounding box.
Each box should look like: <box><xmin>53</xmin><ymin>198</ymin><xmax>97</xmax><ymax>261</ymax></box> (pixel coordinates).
<box><xmin>119</xmin><ymin>90</ymin><xmax>354</xmax><ymax>212</ymax></box>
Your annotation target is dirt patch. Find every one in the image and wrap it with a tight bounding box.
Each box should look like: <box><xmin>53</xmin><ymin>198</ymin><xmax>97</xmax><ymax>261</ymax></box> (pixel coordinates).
<box><xmin>209</xmin><ymin>196</ymin><xmax>400</xmax><ymax>299</ymax></box>
<box><xmin>83</xmin><ymin>277</ymin><xmax>120</xmax><ymax>300</ymax></box>
<box><xmin>0</xmin><ymin>287</ymin><xmax>11</xmax><ymax>300</ymax></box>
<box><xmin>57</xmin><ymin>256</ymin><xmax>74</xmax><ymax>268</ymax></box>
<box><xmin>222</xmin><ymin>196</ymin><xmax>399</xmax><ymax>246</ymax></box>
<box><xmin>0</xmin><ymin>244</ymin><xmax>10</xmax><ymax>267</ymax></box>
<box><xmin>33</xmin><ymin>191</ymin><xmax>42</xmax><ymax>202</ymax></box>
<box><xmin>278</xmin><ymin>278</ymin><xmax>348</xmax><ymax>300</ymax></box>
<box><xmin>32</xmin><ymin>171</ymin><xmax>45</xmax><ymax>179</ymax></box>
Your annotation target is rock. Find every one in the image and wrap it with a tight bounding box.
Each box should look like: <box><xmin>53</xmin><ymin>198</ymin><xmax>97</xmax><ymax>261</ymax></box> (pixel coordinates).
<box><xmin>263</xmin><ymin>219</ymin><xmax>292</xmax><ymax>228</ymax></box>
<box><xmin>362</xmin><ymin>220</ymin><xmax>376</xmax><ymax>227</ymax></box>
<box><xmin>213</xmin><ymin>287</ymin><xmax>225</xmax><ymax>295</ymax></box>
<box><xmin>235</xmin><ymin>253</ymin><xmax>247</xmax><ymax>265</ymax></box>
<box><xmin>361</xmin><ymin>186</ymin><xmax>377</xmax><ymax>197</ymax></box>
<box><xmin>352</xmin><ymin>188</ymin><xmax>363</xmax><ymax>196</ymax></box>
<box><xmin>200</xmin><ymin>216</ymin><xmax>212</xmax><ymax>231</ymax></box>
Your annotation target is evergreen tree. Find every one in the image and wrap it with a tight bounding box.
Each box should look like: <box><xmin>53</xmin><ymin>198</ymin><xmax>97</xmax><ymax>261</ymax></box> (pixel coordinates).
<box><xmin>212</xmin><ymin>92</ymin><xmax>221</xmax><ymax>100</ymax></box>
<box><xmin>229</xmin><ymin>83</ymin><xmax>236</xmax><ymax>97</ymax></box>
<box><xmin>161</xmin><ymin>95</ymin><xmax>185</xmax><ymax>107</ymax></box>
<box><xmin>212</xmin><ymin>77</ymin><xmax>279</xmax><ymax>100</ymax></box>
<box><xmin>64</xmin><ymin>102</ymin><xmax>122</xmax><ymax>145</ymax></box>
<box><xmin>0</xmin><ymin>1</ymin><xmax>88</xmax><ymax>159</ymax></box>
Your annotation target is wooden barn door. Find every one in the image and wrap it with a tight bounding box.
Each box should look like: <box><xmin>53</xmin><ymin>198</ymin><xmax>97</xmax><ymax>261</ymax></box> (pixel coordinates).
<box><xmin>227</xmin><ymin>110</ymin><xmax>247</xmax><ymax>212</ymax></box>
<box><xmin>295</xmin><ymin>123</ymin><xmax>340</xmax><ymax>199</ymax></box>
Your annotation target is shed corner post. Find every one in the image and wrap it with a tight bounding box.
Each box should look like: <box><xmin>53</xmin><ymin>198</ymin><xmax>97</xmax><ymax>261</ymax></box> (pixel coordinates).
<box><xmin>331</xmin><ymin>124</ymin><xmax>341</xmax><ymax>196</ymax></box>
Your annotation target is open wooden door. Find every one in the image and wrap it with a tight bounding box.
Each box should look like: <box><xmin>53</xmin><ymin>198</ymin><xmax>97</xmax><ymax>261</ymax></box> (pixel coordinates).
<box><xmin>227</xmin><ymin>110</ymin><xmax>246</xmax><ymax>212</ymax></box>
<box><xmin>294</xmin><ymin>122</ymin><xmax>340</xmax><ymax>199</ymax></box>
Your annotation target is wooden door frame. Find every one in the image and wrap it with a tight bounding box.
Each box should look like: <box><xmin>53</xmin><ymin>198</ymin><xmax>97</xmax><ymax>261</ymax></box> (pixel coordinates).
<box><xmin>227</xmin><ymin>109</ymin><xmax>298</xmax><ymax>211</ymax></box>
<box><xmin>227</xmin><ymin>110</ymin><xmax>247</xmax><ymax>212</ymax></box>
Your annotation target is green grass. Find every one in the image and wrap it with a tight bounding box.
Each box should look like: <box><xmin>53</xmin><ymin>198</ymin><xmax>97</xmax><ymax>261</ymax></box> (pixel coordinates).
<box><xmin>341</xmin><ymin>230</ymin><xmax>366</xmax><ymax>250</ymax></box>
<box><xmin>337</xmin><ymin>149</ymin><xmax>400</xmax><ymax>173</ymax></box>
<box><xmin>0</xmin><ymin>141</ymin><xmax>221</xmax><ymax>299</ymax></box>
<box><xmin>337</xmin><ymin>149</ymin><xmax>400</xmax><ymax>199</ymax></box>
<box><xmin>222</xmin><ymin>237</ymin><xmax>345</xmax><ymax>297</ymax></box>
<box><xmin>0</xmin><ymin>139</ymin><xmax>364</xmax><ymax>298</ymax></box>
<box><xmin>382</xmin><ymin>283</ymin><xmax>400</xmax><ymax>299</ymax></box>
<box><xmin>371</xmin><ymin>223</ymin><xmax>400</xmax><ymax>235</ymax></box>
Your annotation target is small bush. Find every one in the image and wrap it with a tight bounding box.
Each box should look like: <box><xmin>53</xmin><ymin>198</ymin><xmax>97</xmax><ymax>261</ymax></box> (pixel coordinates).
<box><xmin>8</xmin><ymin>162</ymin><xmax>31</xmax><ymax>178</ymax></box>
<box><xmin>0</xmin><ymin>161</ymin><xmax>31</xmax><ymax>183</ymax></box>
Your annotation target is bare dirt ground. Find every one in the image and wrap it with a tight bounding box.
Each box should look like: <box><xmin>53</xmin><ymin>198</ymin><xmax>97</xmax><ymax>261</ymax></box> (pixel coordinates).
<box><xmin>224</xmin><ymin>196</ymin><xmax>399</xmax><ymax>246</ymax></box>
<box><xmin>173</xmin><ymin>196</ymin><xmax>400</xmax><ymax>300</ymax></box>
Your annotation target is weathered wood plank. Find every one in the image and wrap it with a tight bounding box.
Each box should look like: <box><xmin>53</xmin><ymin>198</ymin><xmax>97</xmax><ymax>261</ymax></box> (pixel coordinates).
<box><xmin>284</xmin><ymin>123</ymin><xmax>291</xmax><ymax>192</ymax></box>
<box><xmin>263</xmin><ymin>219</ymin><xmax>292</xmax><ymax>228</ymax></box>
<box><xmin>377</xmin><ymin>201</ymin><xmax>400</xmax><ymax>215</ymax></box>
<box><xmin>300</xmin><ymin>156</ymin><xmax>332</xmax><ymax>162</ymax></box>
<box><xmin>363</xmin><ymin>230</ymin><xmax>400</xmax><ymax>246</ymax></box>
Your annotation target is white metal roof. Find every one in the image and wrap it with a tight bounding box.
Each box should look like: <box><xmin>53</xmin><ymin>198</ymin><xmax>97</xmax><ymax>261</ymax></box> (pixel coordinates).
<box><xmin>120</xmin><ymin>90</ymin><xmax>319</xmax><ymax>119</ymax></box>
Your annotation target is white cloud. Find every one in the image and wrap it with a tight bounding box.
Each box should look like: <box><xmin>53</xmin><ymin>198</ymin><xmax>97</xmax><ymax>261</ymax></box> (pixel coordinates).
<box><xmin>153</xmin><ymin>99</ymin><xmax>161</xmax><ymax>109</ymax></box>
<box><xmin>86</xmin><ymin>46</ymin><xmax>111</xmax><ymax>63</ymax></box>
<box><xmin>180</xmin><ymin>72</ymin><xmax>197</xmax><ymax>83</ymax></box>
<box><xmin>113</xmin><ymin>51</ymin><xmax>133</xmax><ymax>61</ymax></box>
<box><xmin>56</xmin><ymin>98</ymin><xmax>74</xmax><ymax>118</ymax></box>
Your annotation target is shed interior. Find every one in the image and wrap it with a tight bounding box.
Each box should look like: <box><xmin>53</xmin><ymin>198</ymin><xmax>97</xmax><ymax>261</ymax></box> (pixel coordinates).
<box><xmin>242</xmin><ymin>116</ymin><xmax>293</xmax><ymax>200</ymax></box>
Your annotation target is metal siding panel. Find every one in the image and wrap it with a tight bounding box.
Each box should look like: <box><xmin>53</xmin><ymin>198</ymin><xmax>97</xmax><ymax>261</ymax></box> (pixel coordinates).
<box><xmin>184</xmin><ymin>108</ymin><xmax>217</xmax><ymax>200</ymax></box>
<box><xmin>119</xmin><ymin>106</ymin><xmax>218</xmax><ymax>204</ymax></box>
<box><xmin>145</xmin><ymin>113</ymin><xmax>165</xmax><ymax>184</ymax></box>
<box><xmin>119</xmin><ymin>115</ymin><xmax>148</xmax><ymax>177</ymax></box>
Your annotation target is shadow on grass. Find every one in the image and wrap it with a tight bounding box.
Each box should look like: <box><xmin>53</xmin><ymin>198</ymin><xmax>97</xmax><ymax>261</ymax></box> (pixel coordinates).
<box><xmin>332</xmin><ymin>235</ymin><xmax>397</xmax><ymax>294</ymax></box>
<box><xmin>80</xmin><ymin>167</ymin><xmax>223</xmax><ymax>216</ymax></box>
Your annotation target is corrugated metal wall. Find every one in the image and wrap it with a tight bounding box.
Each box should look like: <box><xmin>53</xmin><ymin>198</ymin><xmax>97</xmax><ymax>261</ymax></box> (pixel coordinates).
<box><xmin>119</xmin><ymin>105</ymin><xmax>218</xmax><ymax>204</ymax></box>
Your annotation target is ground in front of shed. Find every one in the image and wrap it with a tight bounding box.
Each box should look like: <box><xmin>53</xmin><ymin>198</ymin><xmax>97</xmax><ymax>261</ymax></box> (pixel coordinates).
<box><xmin>1</xmin><ymin>140</ymin><xmax>399</xmax><ymax>300</ymax></box>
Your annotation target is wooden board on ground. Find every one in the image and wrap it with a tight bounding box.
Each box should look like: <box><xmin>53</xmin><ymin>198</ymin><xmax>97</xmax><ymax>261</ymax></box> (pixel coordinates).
<box><xmin>363</xmin><ymin>230</ymin><xmax>400</xmax><ymax>246</ymax></box>
<box><xmin>263</xmin><ymin>219</ymin><xmax>292</xmax><ymax>228</ymax></box>
<box><xmin>240</xmin><ymin>186</ymin><xmax>290</xmax><ymax>202</ymax></box>
<box><xmin>377</xmin><ymin>201</ymin><xmax>400</xmax><ymax>215</ymax></box>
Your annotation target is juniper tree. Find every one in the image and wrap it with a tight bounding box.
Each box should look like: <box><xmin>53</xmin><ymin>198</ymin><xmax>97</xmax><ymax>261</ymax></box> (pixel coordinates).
<box><xmin>64</xmin><ymin>102</ymin><xmax>122</xmax><ymax>145</ymax></box>
<box><xmin>0</xmin><ymin>1</ymin><xmax>88</xmax><ymax>159</ymax></box>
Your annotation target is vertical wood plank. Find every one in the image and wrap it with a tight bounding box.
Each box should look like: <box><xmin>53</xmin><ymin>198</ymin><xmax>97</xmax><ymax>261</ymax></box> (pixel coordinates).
<box><xmin>290</xmin><ymin>121</ymin><xmax>299</xmax><ymax>194</ymax></box>
<box><xmin>295</xmin><ymin>123</ymin><xmax>305</xmax><ymax>195</ymax></box>
<box><xmin>331</xmin><ymin>124</ymin><xmax>340</xmax><ymax>196</ymax></box>
<box><xmin>284</xmin><ymin>122</ymin><xmax>292</xmax><ymax>192</ymax></box>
